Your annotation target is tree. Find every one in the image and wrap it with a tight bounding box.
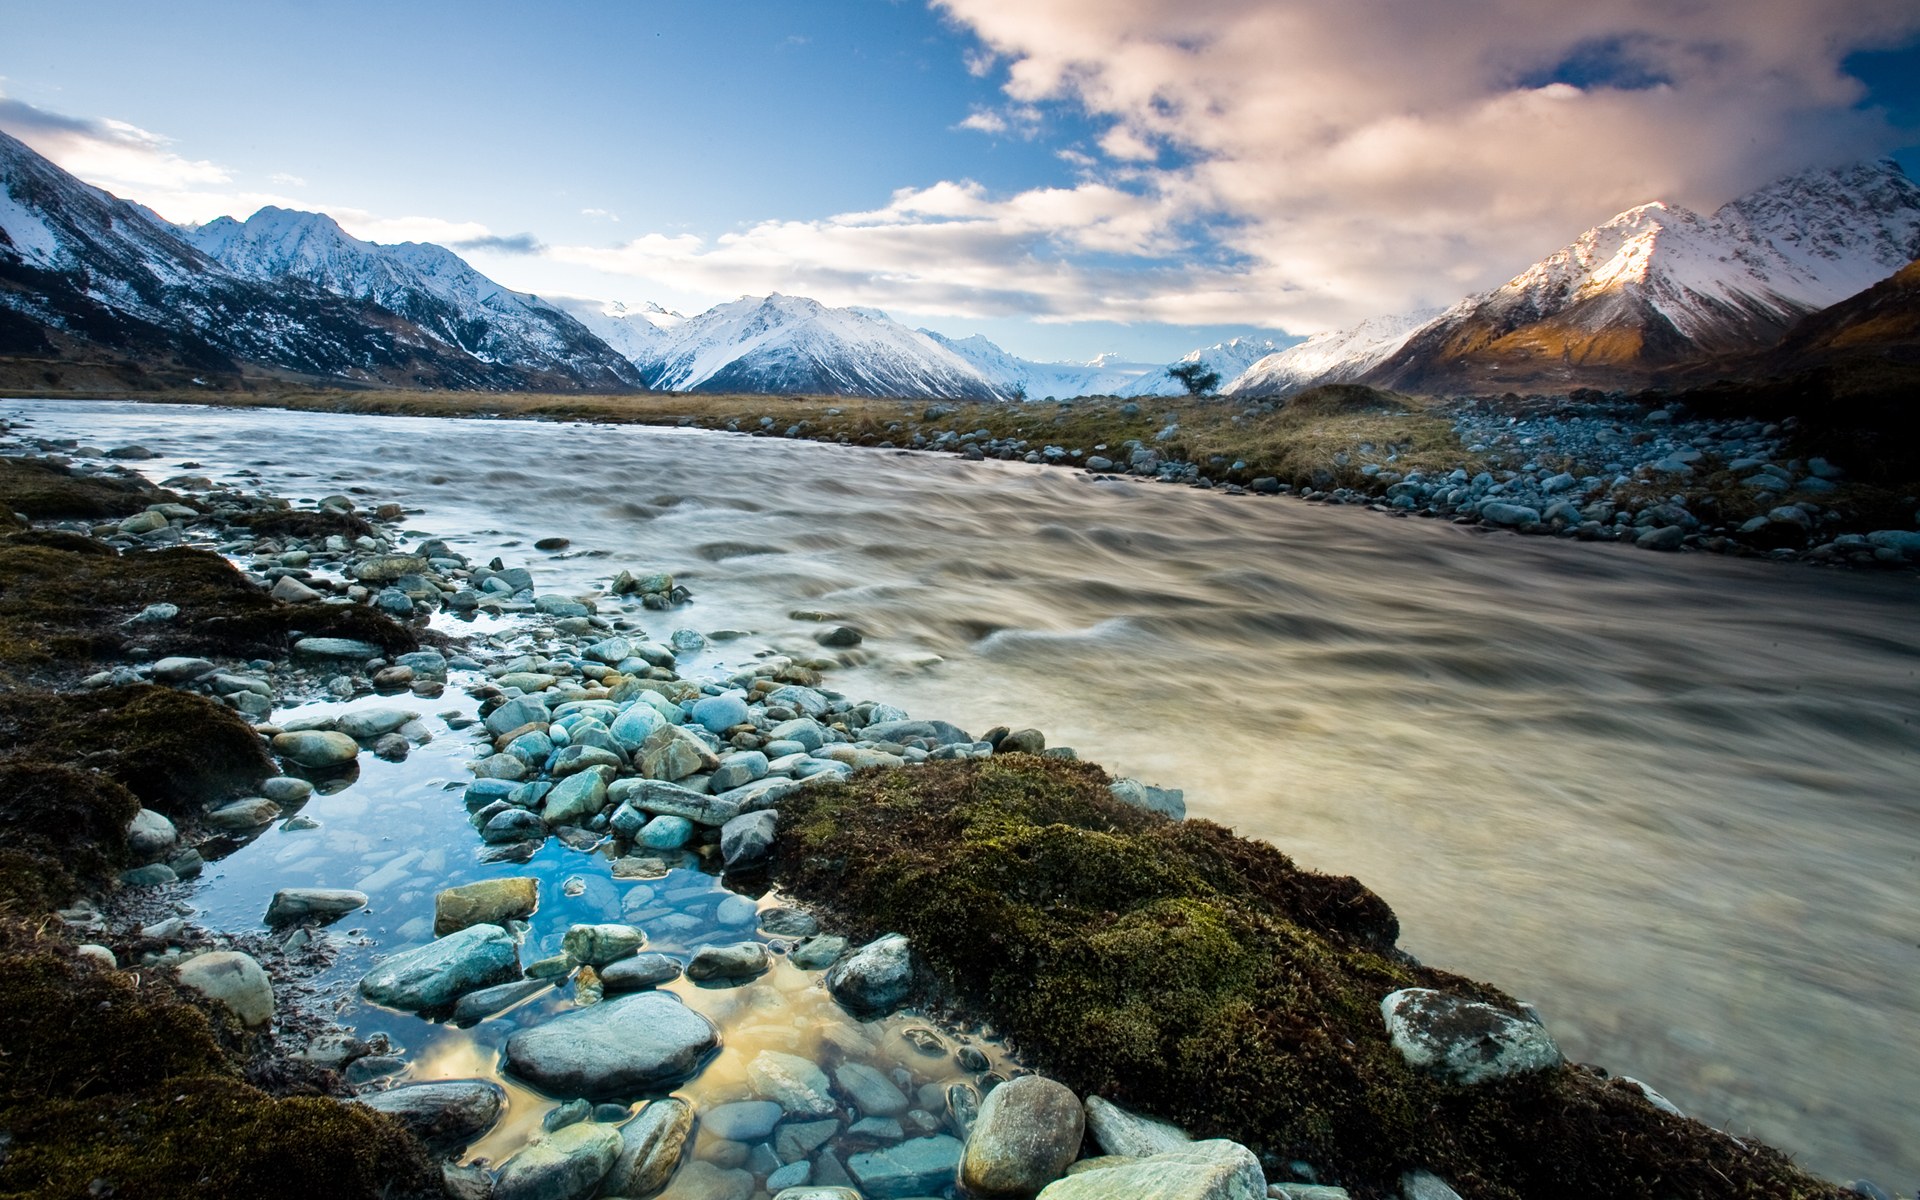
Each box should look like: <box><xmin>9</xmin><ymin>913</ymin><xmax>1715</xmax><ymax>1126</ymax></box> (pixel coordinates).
<box><xmin>1168</xmin><ymin>360</ymin><xmax>1221</xmax><ymax>396</ymax></box>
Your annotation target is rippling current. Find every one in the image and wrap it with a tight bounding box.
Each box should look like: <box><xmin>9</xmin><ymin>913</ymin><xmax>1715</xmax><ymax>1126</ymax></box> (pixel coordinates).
<box><xmin>11</xmin><ymin>400</ymin><xmax>1918</xmax><ymax>1186</ymax></box>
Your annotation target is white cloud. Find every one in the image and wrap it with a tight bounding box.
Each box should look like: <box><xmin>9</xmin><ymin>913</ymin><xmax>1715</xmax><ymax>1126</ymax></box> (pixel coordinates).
<box><xmin>957</xmin><ymin>109</ymin><xmax>1008</xmax><ymax>134</ymax></box>
<box><xmin>580</xmin><ymin>207</ymin><xmax>621</xmax><ymax>221</ymax></box>
<box><xmin>270</xmin><ymin>172</ymin><xmax>308</xmax><ymax>187</ymax></box>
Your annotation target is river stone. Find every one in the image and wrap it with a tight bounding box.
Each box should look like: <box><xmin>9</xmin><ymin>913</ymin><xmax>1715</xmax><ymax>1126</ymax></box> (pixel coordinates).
<box><xmin>691</xmin><ymin>693</ymin><xmax>751</xmax><ymax>733</ymax></box>
<box><xmin>494</xmin><ymin>1120</ymin><xmax>621</xmax><ymax>1200</ymax></box>
<box><xmin>833</xmin><ymin>1061</ymin><xmax>908</xmax><ymax>1117</ymax></box>
<box><xmin>603</xmin><ymin>1097</ymin><xmax>694</xmax><ymax>1197</ymax></box>
<box><xmin>483</xmin><ymin>808</ymin><xmax>545</xmax><ymax>844</ymax></box>
<box><xmin>271</xmin><ymin>729</ymin><xmax>360</xmax><ymax>768</ymax></box>
<box><xmin>1083</xmin><ymin>1096</ymin><xmax>1191</xmax><ymax>1158</ymax></box>
<box><xmin>846</xmin><ymin>1134</ymin><xmax>964</xmax><ymax>1199</ymax></box>
<box><xmin>1380</xmin><ymin>988</ymin><xmax>1562</xmax><ymax>1085</ymax></box>
<box><xmin>355</xmin><ymin>1079</ymin><xmax>506</xmax><ymax>1155</ymax></box>
<box><xmin>562</xmin><ymin>922</ymin><xmax>646</xmax><ymax>966</ymax></box>
<box><xmin>687</xmin><ymin>942</ymin><xmax>770</xmax><ymax>982</ymax></box>
<box><xmin>961</xmin><ymin>1075</ymin><xmax>1084</xmax><ymax>1197</ymax></box>
<box><xmin>759</xmin><ymin>906</ymin><xmax>819</xmax><ymax>938</ymax></box>
<box><xmin>336</xmin><ymin>707</ymin><xmax>418</xmax><ymax>740</ymax></box>
<box><xmin>126</xmin><ymin>808</ymin><xmax>177</xmax><ymax>860</ymax></box>
<box><xmin>826</xmin><ymin>933</ymin><xmax>913</xmax><ymax>1016</ymax></box>
<box><xmin>150</xmin><ymin>656</ymin><xmax>214</xmax><ymax>683</ymax></box>
<box><xmin>503</xmin><ymin>991</ymin><xmax>719</xmax><ymax>1100</ymax></box>
<box><xmin>353</xmin><ymin>554</ymin><xmax>430</xmax><ymax>584</ymax></box>
<box><xmin>610</xmin><ymin>778</ymin><xmax>740</xmax><ymax>827</ymax></box>
<box><xmin>773</xmin><ymin>1191</ymin><xmax>861</xmax><ymax>1200</ymax></box>
<box><xmin>544</xmin><ymin>765</ymin><xmax>615</xmax><ymax>826</ymax></box>
<box><xmin>775</xmin><ymin>1119</ymin><xmax>840</xmax><ymax>1162</ymax></box>
<box><xmin>657</xmin><ymin>1160</ymin><xmax>753</xmax><ymax>1200</ymax></box>
<box><xmin>640</xmin><ymin>724</ymin><xmax>722</xmax><ymax>781</ymax></box>
<box><xmin>264</xmin><ymin>887</ymin><xmax>367</xmax><ymax>925</ymax></box>
<box><xmin>359</xmin><ymin>923</ymin><xmax>520</xmax><ymax>1011</ymax></box>
<box><xmin>435</xmin><ymin>877</ymin><xmax>540</xmax><ymax>935</ymax></box>
<box><xmin>452</xmin><ymin>978</ymin><xmax>552</xmax><ymax>1023</ymax></box>
<box><xmin>486</xmin><ymin>695</ymin><xmax>552</xmax><ymax>737</ymax></box>
<box><xmin>600</xmin><ymin>953</ymin><xmax>684</xmax><ymax>992</ymax></box>
<box><xmin>861</xmin><ymin>718</ymin><xmax>973</xmax><ymax>746</ymax></box>
<box><xmin>705</xmin><ymin>1099</ymin><xmax>785</xmax><ymax>1141</ymax></box>
<box><xmin>710</xmin><ymin>751</ymin><xmax>768</xmax><ymax>792</ymax></box>
<box><xmin>1479</xmin><ymin>502</ymin><xmax>1540</xmax><ymax>529</ymax></box>
<box><xmin>638</xmin><ymin>813</ymin><xmax>695</xmax><ymax>849</ymax></box>
<box><xmin>261</xmin><ymin>776</ymin><xmax>314</xmax><ymax>805</ymax></box>
<box><xmin>1635</xmin><ymin>525</ymin><xmax>1685</xmax><ymax>551</ymax></box>
<box><xmin>1034</xmin><ymin>1139</ymin><xmax>1265</xmax><ymax>1200</ymax></box>
<box><xmin>551</xmin><ymin>743</ymin><xmax>624</xmax><ymax>777</ymax></box>
<box><xmin>175</xmin><ymin>951</ymin><xmax>274</xmax><ymax>1027</ymax></box>
<box><xmin>791</xmin><ymin>934</ymin><xmax>848</xmax><ymax>970</ymax></box>
<box><xmin>720</xmin><ymin>809</ymin><xmax>778</xmax><ymax>870</ymax></box>
<box><xmin>608</xmin><ymin>704</ymin><xmax>667</xmax><ymax>751</ymax></box>
<box><xmin>1400</xmin><ymin>1170</ymin><xmax>1465</xmax><ymax>1200</ymax></box>
<box><xmin>205</xmin><ymin>797</ymin><xmax>281</xmax><ymax>830</ymax></box>
<box><xmin>747</xmin><ymin>1049</ymin><xmax>837</xmax><ymax>1116</ymax></box>
<box><xmin>293</xmin><ymin>636</ymin><xmax>383</xmax><ymax>661</ymax></box>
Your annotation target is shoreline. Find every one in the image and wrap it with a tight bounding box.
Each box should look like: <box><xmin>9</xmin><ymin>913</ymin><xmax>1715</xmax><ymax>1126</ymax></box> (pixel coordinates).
<box><xmin>6</xmin><ymin>387</ymin><xmax>1919</xmax><ymax>573</ymax></box>
<box><xmin>0</xmin><ymin>431</ymin><xmax>1886</xmax><ymax>1198</ymax></box>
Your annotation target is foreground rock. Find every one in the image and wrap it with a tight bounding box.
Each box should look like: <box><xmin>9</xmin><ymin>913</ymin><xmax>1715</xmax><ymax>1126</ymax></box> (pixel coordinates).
<box><xmin>493</xmin><ymin>1121</ymin><xmax>621</xmax><ymax>1200</ymax></box>
<box><xmin>960</xmin><ymin>1074</ymin><xmax>1085</xmax><ymax>1197</ymax></box>
<box><xmin>601</xmin><ymin>1097</ymin><xmax>694</xmax><ymax>1197</ymax></box>
<box><xmin>354</xmin><ymin>1080</ymin><xmax>506</xmax><ymax>1155</ymax></box>
<box><xmin>359</xmin><ymin>923</ymin><xmax>520</xmax><ymax>1011</ymax></box>
<box><xmin>825</xmin><ymin>932</ymin><xmax>913</xmax><ymax>1015</ymax></box>
<box><xmin>174</xmin><ymin>950</ymin><xmax>274</xmax><ymax>1027</ymax></box>
<box><xmin>1380</xmin><ymin>988</ymin><xmax>1562</xmax><ymax>1085</ymax></box>
<box><xmin>1034</xmin><ymin>1139</ymin><xmax>1267</xmax><ymax>1199</ymax></box>
<box><xmin>503</xmin><ymin>991</ymin><xmax>719</xmax><ymax>1100</ymax></box>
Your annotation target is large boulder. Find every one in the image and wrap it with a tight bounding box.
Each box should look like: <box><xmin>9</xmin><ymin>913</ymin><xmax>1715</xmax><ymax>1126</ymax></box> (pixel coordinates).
<box><xmin>1083</xmin><ymin>1096</ymin><xmax>1191</xmax><ymax>1158</ymax></box>
<box><xmin>503</xmin><ymin>991</ymin><xmax>719</xmax><ymax>1100</ymax></box>
<box><xmin>960</xmin><ymin>1075</ymin><xmax>1085</xmax><ymax>1197</ymax></box>
<box><xmin>826</xmin><ymin>932</ymin><xmax>913</xmax><ymax>1016</ymax></box>
<box><xmin>354</xmin><ymin>1079</ymin><xmax>505</xmax><ymax>1155</ymax></box>
<box><xmin>1380</xmin><ymin>988</ymin><xmax>1562</xmax><ymax>1085</ymax></box>
<box><xmin>359</xmin><ymin>924</ymin><xmax>520</xmax><ymax>1011</ymax></box>
<box><xmin>1033</xmin><ymin>1139</ymin><xmax>1266</xmax><ymax>1200</ymax></box>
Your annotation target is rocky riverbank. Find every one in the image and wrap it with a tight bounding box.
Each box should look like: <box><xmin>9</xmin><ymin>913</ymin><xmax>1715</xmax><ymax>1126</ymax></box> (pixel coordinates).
<box><xmin>0</xmin><ymin>427</ymin><xmax>1896</xmax><ymax>1200</ymax></box>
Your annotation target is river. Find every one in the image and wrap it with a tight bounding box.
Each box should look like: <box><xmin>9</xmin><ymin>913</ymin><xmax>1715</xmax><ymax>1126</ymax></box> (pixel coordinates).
<box><xmin>9</xmin><ymin>399</ymin><xmax>1917</xmax><ymax>1188</ymax></box>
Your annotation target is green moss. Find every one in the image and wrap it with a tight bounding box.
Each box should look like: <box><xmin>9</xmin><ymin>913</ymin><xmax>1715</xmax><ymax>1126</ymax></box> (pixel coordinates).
<box><xmin>773</xmin><ymin>756</ymin><xmax>1840</xmax><ymax>1200</ymax></box>
<box><xmin>0</xmin><ymin>536</ymin><xmax>416</xmax><ymax>683</ymax></box>
<box><xmin>0</xmin><ymin>456</ymin><xmax>179</xmax><ymax>520</ymax></box>
<box><xmin>0</xmin><ymin>685</ymin><xmax>272</xmax><ymax>819</ymax></box>
<box><xmin>0</xmin><ymin>924</ymin><xmax>441</xmax><ymax>1200</ymax></box>
<box><xmin>0</xmin><ymin>758</ymin><xmax>140</xmax><ymax>910</ymax></box>
<box><xmin>234</xmin><ymin>508</ymin><xmax>373</xmax><ymax>542</ymax></box>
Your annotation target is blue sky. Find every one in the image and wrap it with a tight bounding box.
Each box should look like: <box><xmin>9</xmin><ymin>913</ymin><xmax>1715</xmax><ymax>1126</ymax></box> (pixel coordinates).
<box><xmin>2</xmin><ymin>0</ymin><xmax>1916</xmax><ymax>363</ymax></box>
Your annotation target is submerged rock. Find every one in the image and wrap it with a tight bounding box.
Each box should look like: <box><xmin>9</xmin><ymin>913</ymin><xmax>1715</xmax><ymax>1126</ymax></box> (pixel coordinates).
<box><xmin>846</xmin><ymin>1134</ymin><xmax>964</xmax><ymax>1199</ymax></box>
<box><xmin>602</xmin><ymin>1097</ymin><xmax>694</xmax><ymax>1197</ymax></box>
<box><xmin>359</xmin><ymin>923</ymin><xmax>520</xmax><ymax>1011</ymax></box>
<box><xmin>493</xmin><ymin>1120</ymin><xmax>621</xmax><ymax>1200</ymax></box>
<box><xmin>503</xmin><ymin>991</ymin><xmax>719</xmax><ymax>1099</ymax></box>
<box><xmin>271</xmin><ymin>729</ymin><xmax>360</xmax><ymax>768</ymax></box>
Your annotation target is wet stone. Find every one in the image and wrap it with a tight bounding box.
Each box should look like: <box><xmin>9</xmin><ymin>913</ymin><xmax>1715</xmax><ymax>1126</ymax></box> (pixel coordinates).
<box><xmin>561</xmin><ymin>922</ymin><xmax>646</xmax><ymax>966</ymax></box>
<box><xmin>451</xmin><ymin>977</ymin><xmax>552</xmax><ymax>1024</ymax></box>
<box><xmin>834</xmin><ymin>1061</ymin><xmax>910</xmax><ymax>1118</ymax></box>
<box><xmin>600</xmin><ymin>952</ymin><xmax>684</xmax><ymax>992</ymax></box>
<box><xmin>435</xmin><ymin>876</ymin><xmax>540</xmax><ymax>936</ymax></box>
<box><xmin>705</xmin><ymin>1100</ymin><xmax>784</xmax><ymax>1141</ymax></box>
<box><xmin>355</xmin><ymin>1080</ymin><xmax>506</xmax><ymax>1155</ymax></box>
<box><xmin>775</xmin><ymin>1118</ymin><xmax>840</xmax><ymax>1162</ymax></box>
<box><xmin>826</xmin><ymin>933</ymin><xmax>913</xmax><ymax>1016</ymax></box>
<box><xmin>759</xmin><ymin>907</ymin><xmax>819</xmax><ymax>938</ymax></box>
<box><xmin>264</xmin><ymin>887</ymin><xmax>367</xmax><ymax>926</ymax></box>
<box><xmin>603</xmin><ymin>1097</ymin><xmax>695</xmax><ymax>1197</ymax></box>
<box><xmin>960</xmin><ymin>1075</ymin><xmax>1085</xmax><ymax>1198</ymax></box>
<box><xmin>493</xmin><ymin>1121</ymin><xmax>621</xmax><ymax>1200</ymax></box>
<box><xmin>271</xmin><ymin>729</ymin><xmax>360</xmax><ymax>768</ymax></box>
<box><xmin>503</xmin><ymin>991</ymin><xmax>720</xmax><ymax>1100</ymax></box>
<box><xmin>359</xmin><ymin>923</ymin><xmax>521</xmax><ymax>1012</ymax></box>
<box><xmin>686</xmin><ymin>942</ymin><xmax>770</xmax><ymax>983</ymax></box>
<box><xmin>846</xmin><ymin>1134</ymin><xmax>964</xmax><ymax>1199</ymax></box>
<box><xmin>748</xmin><ymin>1049</ymin><xmax>838</xmax><ymax>1116</ymax></box>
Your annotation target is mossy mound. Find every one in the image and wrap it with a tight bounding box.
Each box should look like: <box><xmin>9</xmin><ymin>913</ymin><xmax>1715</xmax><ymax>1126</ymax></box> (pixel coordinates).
<box><xmin>234</xmin><ymin>507</ymin><xmax>373</xmax><ymax>542</ymax></box>
<box><xmin>0</xmin><ymin>456</ymin><xmax>177</xmax><ymax>520</ymax></box>
<box><xmin>0</xmin><ymin>757</ymin><xmax>141</xmax><ymax>911</ymax></box>
<box><xmin>0</xmin><ymin>536</ymin><xmax>416</xmax><ymax>681</ymax></box>
<box><xmin>1282</xmin><ymin>383</ymin><xmax>1414</xmax><ymax>415</ymax></box>
<box><xmin>0</xmin><ymin>924</ymin><xmax>441</xmax><ymax>1200</ymax></box>
<box><xmin>0</xmin><ymin>685</ymin><xmax>272</xmax><ymax>819</ymax></box>
<box><xmin>773</xmin><ymin>756</ymin><xmax>1839</xmax><ymax>1200</ymax></box>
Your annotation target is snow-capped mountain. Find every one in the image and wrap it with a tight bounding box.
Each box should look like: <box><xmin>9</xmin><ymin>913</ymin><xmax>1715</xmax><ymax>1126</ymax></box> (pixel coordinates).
<box><xmin>554</xmin><ymin>297</ymin><xmax>685</xmax><ymax>366</ymax></box>
<box><xmin>638</xmin><ymin>294</ymin><xmax>1014</xmax><ymax>399</ymax></box>
<box><xmin>183</xmin><ymin>207</ymin><xmax>642</xmax><ymax>388</ymax></box>
<box><xmin>1117</xmin><ymin>337</ymin><xmax>1285</xmax><ymax>397</ymax></box>
<box><xmin>919</xmin><ymin>331</ymin><xmax>1162</xmax><ymax>399</ymax></box>
<box><xmin>0</xmin><ymin>129</ymin><xmax>643</xmax><ymax>389</ymax></box>
<box><xmin>1366</xmin><ymin>160</ymin><xmax>1920</xmax><ymax>392</ymax></box>
<box><xmin>1227</xmin><ymin>311</ymin><xmax>1440</xmax><ymax>397</ymax></box>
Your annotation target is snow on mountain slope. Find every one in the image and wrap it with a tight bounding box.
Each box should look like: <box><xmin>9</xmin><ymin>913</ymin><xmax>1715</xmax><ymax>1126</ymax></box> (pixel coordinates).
<box><xmin>185</xmin><ymin>207</ymin><xmax>642</xmax><ymax>387</ymax></box>
<box><xmin>644</xmin><ymin>294</ymin><xmax>1012</xmax><ymax>399</ymax></box>
<box><xmin>919</xmin><ymin>331</ymin><xmax>1161</xmax><ymax>398</ymax></box>
<box><xmin>1227</xmin><ymin>311</ymin><xmax>1441</xmax><ymax>396</ymax></box>
<box><xmin>1117</xmin><ymin>337</ymin><xmax>1285</xmax><ymax>397</ymax></box>
<box><xmin>1366</xmin><ymin>160</ymin><xmax>1920</xmax><ymax>391</ymax></box>
<box><xmin>554</xmin><ymin>297</ymin><xmax>684</xmax><ymax>366</ymax></box>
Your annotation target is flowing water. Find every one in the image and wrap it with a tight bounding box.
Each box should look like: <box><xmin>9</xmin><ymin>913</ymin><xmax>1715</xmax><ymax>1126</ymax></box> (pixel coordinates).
<box><xmin>8</xmin><ymin>400</ymin><xmax>1918</xmax><ymax>1188</ymax></box>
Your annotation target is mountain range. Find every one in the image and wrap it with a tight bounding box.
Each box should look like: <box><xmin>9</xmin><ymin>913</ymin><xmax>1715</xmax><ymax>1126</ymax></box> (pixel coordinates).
<box><xmin>2</xmin><ymin>122</ymin><xmax>1918</xmax><ymax>400</ymax></box>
